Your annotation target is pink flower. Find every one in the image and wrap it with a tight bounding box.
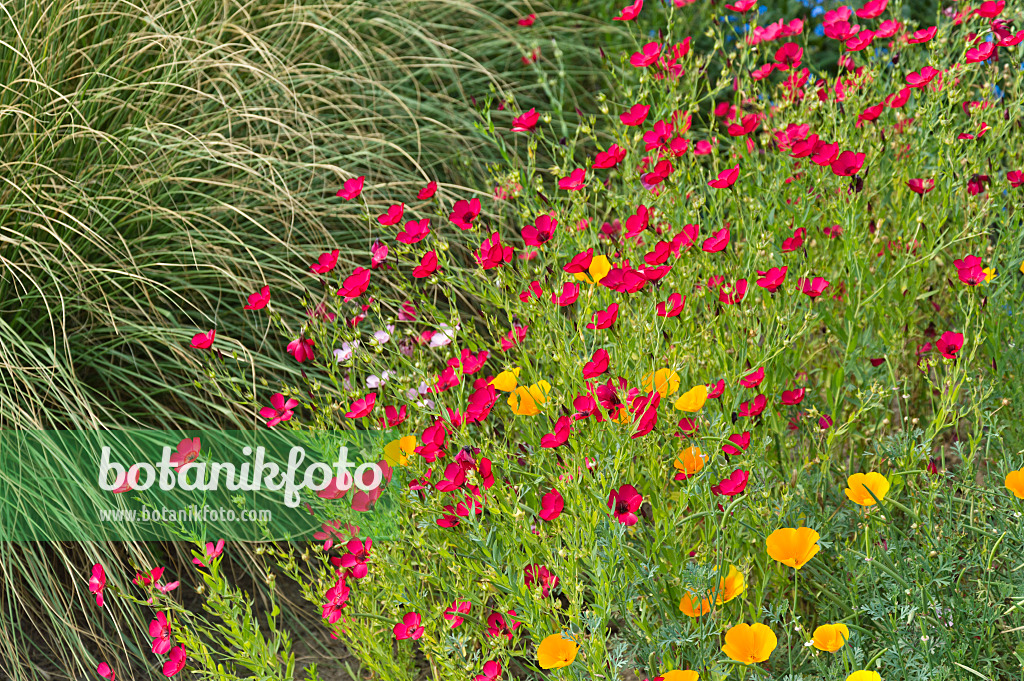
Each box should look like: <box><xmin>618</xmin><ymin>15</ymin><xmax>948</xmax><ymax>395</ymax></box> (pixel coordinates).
<box><xmin>936</xmin><ymin>331</ymin><xmax>964</xmax><ymax>359</ymax></box>
<box><xmin>377</xmin><ymin>203</ymin><xmax>404</xmax><ymax>226</ymax></box>
<box><xmin>620</xmin><ymin>104</ymin><xmax>651</xmax><ymax>127</ymax></box>
<box><xmin>192</xmin><ymin>539</ymin><xmax>224</xmax><ymax>567</ymax></box>
<box><xmin>799</xmin><ymin>276</ymin><xmax>831</xmax><ymax>297</ymax></box>
<box><xmin>287</xmin><ymin>337</ymin><xmax>316</xmax><ymax>363</ymax></box>
<box><xmin>613</xmin><ymin>0</ymin><xmax>643</xmax><ymax>21</ymax></box>
<box><xmin>338</xmin><ymin>268</ymin><xmax>371</xmax><ymax>300</ymax></box>
<box><xmin>558</xmin><ymin>168</ymin><xmax>586</xmax><ymax>191</ymax></box>
<box><xmin>417</xmin><ymin>181</ymin><xmax>438</xmax><ymax>200</ymax></box>
<box><xmin>476</xmin><ymin>232</ymin><xmax>513</xmax><ymax>270</ymax></box>
<box><xmin>552</xmin><ymin>282</ymin><xmax>580</xmax><ymax>307</ymax></box>
<box><xmin>722</xmin><ymin>432</ymin><xmax>752</xmax><ymax>455</ymax></box>
<box><xmin>953</xmin><ymin>255</ymin><xmax>986</xmax><ymax>286</ymax></box>
<box><xmin>412</xmin><ymin>251</ymin><xmax>439</xmax><ymax>278</ymax></box>
<box><xmin>583</xmin><ymin>348</ymin><xmax>610</xmax><ymax>378</ymax></box>
<box><xmin>756</xmin><ymin>266</ymin><xmax>787</xmax><ymax>292</ymax></box>
<box><xmin>310</xmin><ymin>249</ymin><xmax>340</xmax><ymax>274</ymax></box>
<box><xmin>587</xmin><ymin>303</ymin><xmax>619</xmax><ymax>330</ymax></box>
<box><xmin>475</xmin><ymin>660</ymin><xmax>501</xmax><ymax>681</ymax></box>
<box><xmin>345</xmin><ymin>393</ymin><xmax>377</xmax><ymax>419</ymax></box>
<box><xmin>830</xmin><ymin>151</ymin><xmax>865</xmax><ymax>176</ymax></box>
<box><xmin>243</xmin><ymin>286</ymin><xmax>270</xmax><ymax>310</ymax></box>
<box><xmin>512</xmin><ymin>108</ymin><xmax>539</xmax><ymax>132</ymax></box>
<box><xmin>88</xmin><ymin>564</ymin><xmax>106</xmax><ymax>606</ymax></box>
<box><xmin>539</xmin><ymin>488</ymin><xmax>565</xmax><ymax>520</ymax></box>
<box><xmin>608</xmin><ymin>484</ymin><xmax>643</xmax><ymax>525</ymax></box>
<box><xmin>740</xmin><ymin>367</ymin><xmax>765</xmax><ymax>388</ymax></box>
<box><xmin>630</xmin><ymin>42</ymin><xmax>661</xmax><ymax>68</ymax></box>
<box><xmin>702</xmin><ymin>227</ymin><xmax>730</xmax><ymax>253</ymax></box>
<box><xmin>162</xmin><ymin>646</ymin><xmax>187</xmax><ymax>677</ymax></box>
<box><xmin>336</xmin><ymin>176</ymin><xmax>364</xmax><ymax>200</ymax></box>
<box><xmin>657</xmin><ymin>292</ymin><xmax>685</xmax><ymax>317</ymax></box>
<box><xmin>97</xmin><ymin>663</ymin><xmax>115</xmax><ymax>680</ymax></box>
<box><xmin>190</xmin><ymin>329</ymin><xmax>215</xmax><ymax>350</ymax></box>
<box><xmin>260</xmin><ymin>392</ymin><xmax>299</xmax><ymax>427</ymax></box>
<box><xmin>149</xmin><ymin>612</ymin><xmax>172</xmax><ymax>654</ymax></box>
<box><xmin>708</xmin><ymin>165</ymin><xmax>740</xmax><ymax>189</ymax></box>
<box><xmin>394</xmin><ymin>612</ymin><xmax>424</xmax><ymax>640</ymax></box>
<box><xmin>712</xmin><ymin>469</ymin><xmax>750</xmax><ymax>496</ymax></box>
<box><xmin>169</xmin><ymin>437</ymin><xmax>201</xmax><ymax>469</ymax></box>
<box><xmin>397</xmin><ymin>218</ymin><xmax>431</xmax><ymax>244</ymax></box>
<box><xmin>449</xmin><ymin>198</ymin><xmax>481</xmax><ymax>230</ymax></box>
<box><xmin>444</xmin><ymin>601</ymin><xmax>471</xmax><ymax>628</ymax></box>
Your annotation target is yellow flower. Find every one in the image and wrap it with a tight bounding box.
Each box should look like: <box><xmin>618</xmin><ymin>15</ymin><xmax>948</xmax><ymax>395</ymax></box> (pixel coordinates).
<box><xmin>1020</xmin><ymin>259</ymin><xmax>1024</xmax><ymax>275</ymax></box>
<box><xmin>658</xmin><ymin>671</ymin><xmax>699</xmax><ymax>681</ymax></box>
<box><xmin>679</xmin><ymin>590</ymin><xmax>712</xmax><ymax>618</ymax></box>
<box><xmin>537</xmin><ymin>633</ymin><xmax>578</xmax><ymax>669</ymax></box>
<box><xmin>845</xmin><ymin>472</ymin><xmax>890</xmax><ymax>506</ymax></box>
<box><xmin>983</xmin><ymin>266</ymin><xmax>996</xmax><ymax>282</ymax></box>
<box><xmin>846</xmin><ymin>671</ymin><xmax>881</xmax><ymax>681</ymax></box>
<box><xmin>575</xmin><ymin>254</ymin><xmax>611</xmax><ymax>284</ymax></box>
<box><xmin>644</xmin><ymin>368</ymin><xmax>680</xmax><ymax>397</ymax></box>
<box><xmin>673</xmin><ymin>446</ymin><xmax>706</xmax><ymax>477</ymax></box>
<box><xmin>716</xmin><ymin>565</ymin><xmax>745</xmax><ymax>604</ymax></box>
<box><xmin>812</xmin><ymin>623</ymin><xmax>850</xmax><ymax>652</ymax></box>
<box><xmin>1005</xmin><ymin>468</ymin><xmax>1024</xmax><ymax>499</ymax></box>
<box><xmin>721</xmin><ymin>623</ymin><xmax>777</xmax><ymax>665</ymax></box>
<box><xmin>766</xmin><ymin>527</ymin><xmax>821</xmax><ymax>569</ymax></box>
<box><xmin>674</xmin><ymin>385</ymin><xmax>708</xmax><ymax>413</ymax></box>
<box><xmin>490</xmin><ymin>368</ymin><xmax>521</xmax><ymax>392</ymax></box>
<box><xmin>612</xmin><ymin>405</ymin><xmax>632</xmax><ymax>424</ymax></box>
<box><xmin>508</xmin><ymin>380</ymin><xmax>551</xmax><ymax>416</ymax></box>
<box><xmin>383</xmin><ymin>436</ymin><xmax>416</xmax><ymax>466</ymax></box>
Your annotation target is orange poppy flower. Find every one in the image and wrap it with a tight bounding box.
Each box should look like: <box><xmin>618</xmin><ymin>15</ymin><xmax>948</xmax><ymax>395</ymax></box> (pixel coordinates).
<box><xmin>678</xmin><ymin>590</ymin><xmax>712</xmax><ymax>617</ymax></box>
<box><xmin>765</xmin><ymin>527</ymin><xmax>820</xmax><ymax>569</ymax></box>
<box><xmin>657</xmin><ymin>671</ymin><xmax>699</xmax><ymax>681</ymax></box>
<box><xmin>508</xmin><ymin>380</ymin><xmax>551</xmax><ymax>415</ymax></box>
<box><xmin>536</xmin><ymin>633</ymin><xmax>578</xmax><ymax>669</ymax></box>
<box><xmin>644</xmin><ymin>368</ymin><xmax>680</xmax><ymax>397</ymax></box>
<box><xmin>846</xmin><ymin>672</ymin><xmax>881</xmax><ymax>681</ymax></box>
<box><xmin>721</xmin><ymin>623</ymin><xmax>777</xmax><ymax>664</ymax></box>
<box><xmin>674</xmin><ymin>385</ymin><xmax>708</xmax><ymax>412</ymax></box>
<box><xmin>1005</xmin><ymin>467</ymin><xmax>1024</xmax><ymax>499</ymax></box>
<box><xmin>844</xmin><ymin>472</ymin><xmax>890</xmax><ymax>506</ymax></box>
<box><xmin>812</xmin><ymin>623</ymin><xmax>849</xmax><ymax>652</ymax></box>
<box><xmin>716</xmin><ymin>565</ymin><xmax>745</xmax><ymax>604</ymax></box>
<box><xmin>674</xmin><ymin>446</ymin><xmax>706</xmax><ymax>477</ymax></box>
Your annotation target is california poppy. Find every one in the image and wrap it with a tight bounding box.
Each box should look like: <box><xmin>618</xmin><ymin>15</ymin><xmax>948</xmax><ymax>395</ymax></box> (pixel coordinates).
<box><xmin>1005</xmin><ymin>467</ymin><xmax>1024</xmax><ymax>499</ymax></box>
<box><xmin>766</xmin><ymin>527</ymin><xmax>820</xmax><ymax>569</ymax></box>
<box><xmin>679</xmin><ymin>590</ymin><xmax>712</xmax><ymax>617</ymax></box>
<box><xmin>716</xmin><ymin>565</ymin><xmax>746</xmax><ymax>603</ymax></box>
<box><xmin>537</xmin><ymin>633</ymin><xmax>578</xmax><ymax>669</ymax></box>
<box><xmin>812</xmin><ymin>623</ymin><xmax>850</xmax><ymax>652</ymax></box>
<box><xmin>721</xmin><ymin>623</ymin><xmax>777</xmax><ymax>664</ymax></box>
<box><xmin>845</xmin><ymin>472</ymin><xmax>890</xmax><ymax>506</ymax></box>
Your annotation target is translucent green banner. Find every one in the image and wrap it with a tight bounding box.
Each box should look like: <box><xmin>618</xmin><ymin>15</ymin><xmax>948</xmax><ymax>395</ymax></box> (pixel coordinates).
<box><xmin>0</xmin><ymin>430</ymin><xmax>399</xmax><ymax>541</ymax></box>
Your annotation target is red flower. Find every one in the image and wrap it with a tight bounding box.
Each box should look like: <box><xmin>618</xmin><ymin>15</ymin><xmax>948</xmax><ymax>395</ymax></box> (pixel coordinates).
<box><xmin>417</xmin><ymin>181</ymin><xmax>437</xmax><ymax>200</ymax></box>
<box><xmin>190</xmin><ymin>329</ymin><xmax>215</xmax><ymax>350</ymax></box>
<box><xmin>799</xmin><ymin>276</ymin><xmax>830</xmax><ymax>297</ymax></box>
<box><xmin>630</xmin><ymin>42</ymin><xmax>661</xmax><ymax>68</ymax></box>
<box><xmin>1008</xmin><ymin>170</ymin><xmax>1024</xmax><ymax>187</ymax></box>
<box><xmin>856</xmin><ymin>0</ymin><xmax>888</xmax><ymax>19</ymax></box>
<box><xmin>725</xmin><ymin>0</ymin><xmax>756</xmax><ymax>11</ymax></box>
<box><xmin>830</xmin><ymin>151</ymin><xmax>865</xmax><ymax>176</ymax></box>
<box><xmin>739</xmin><ymin>394</ymin><xmax>767</xmax><ymax>417</ymax></box>
<box><xmin>657</xmin><ymin>293</ymin><xmax>686</xmax><ymax>317</ymax></box>
<box><xmin>345</xmin><ymin>393</ymin><xmax>376</xmax><ymax>419</ymax></box>
<box><xmin>613</xmin><ymin>0</ymin><xmax>643</xmax><ymax>20</ymax></box>
<box><xmin>740</xmin><ymin>367</ymin><xmax>765</xmax><ymax>388</ymax></box>
<box><xmin>486</xmin><ymin>611</ymin><xmax>521</xmax><ymax>640</ymax></box>
<box><xmin>722</xmin><ymin>432</ymin><xmax>751</xmax><ymax>455</ymax></box>
<box><xmin>310</xmin><ymin>249</ymin><xmax>340</xmax><ymax>274</ymax></box>
<box><xmin>966</xmin><ymin>42</ymin><xmax>996</xmax><ymax>63</ymax></box>
<box><xmin>394</xmin><ymin>612</ymin><xmax>424</xmax><ymax>640</ymax></box>
<box><xmin>583</xmin><ymin>349</ymin><xmax>610</xmax><ymax>378</ymax></box>
<box><xmin>524</xmin><ymin>564</ymin><xmax>559</xmax><ymax>597</ymax></box>
<box><xmin>443</xmin><ymin>601</ymin><xmax>471</xmax><ymax>628</ymax></box>
<box><xmin>512</xmin><ymin>108</ymin><xmax>539</xmax><ymax>132</ymax></box>
<box><xmin>287</xmin><ymin>338</ymin><xmax>315</xmax><ymax>363</ymax></box>
<box><xmin>906</xmin><ymin>65</ymin><xmax>941</xmax><ymax>88</ymax></box>
<box><xmin>782</xmin><ymin>227</ymin><xmax>806</xmax><ymax>252</ymax></box>
<box><xmin>412</xmin><ymin>251</ymin><xmax>438</xmax><ymax>278</ymax></box>
<box><xmin>953</xmin><ymin>255</ymin><xmax>985</xmax><ymax>285</ymax></box>
<box><xmin>397</xmin><ymin>219</ymin><xmax>430</xmax><ymax>244</ymax></box>
<box><xmin>377</xmin><ymin>203</ymin><xmax>404</xmax><ymax>226</ymax></box>
<box><xmin>523</xmin><ymin>214</ymin><xmax>557</xmax><ymax>246</ymax></box>
<box><xmin>620</xmin><ymin>104</ymin><xmax>651</xmax><ymax>127</ymax></box>
<box><xmin>552</xmin><ymin>282</ymin><xmax>580</xmax><ymax>307</ymax></box>
<box><xmin>587</xmin><ymin>303</ymin><xmax>619</xmax><ymax>330</ymax></box>
<box><xmin>260</xmin><ymin>393</ymin><xmax>298</xmax><ymax>428</ymax></box>
<box><xmin>781</xmin><ymin>388</ymin><xmax>805</xmax><ymax>405</ymax></box>
<box><xmin>707</xmin><ymin>379</ymin><xmax>726</xmax><ymax>399</ymax></box>
<box><xmin>608</xmin><ymin>484</ymin><xmax>643</xmax><ymax>525</ymax></box>
<box><xmin>594</xmin><ymin>144</ymin><xmax>628</xmax><ymax>169</ymax></box>
<box><xmin>539</xmin><ymin>487</ymin><xmax>565</xmax><ymax>519</ymax></box>
<box><xmin>336</xmin><ymin>176</ymin><xmax>364</xmax><ymax>200</ymax></box>
<box><xmin>712</xmin><ymin>469</ymin><xmax>749</xmax><ymax>496</ymax></box>
<box><xmin>370</xmin><ymin>241</ymin><xmax>388</xmax><ymax>269</ymax></box>
<box><xmin>936</xmin><ymin>331</ymin><xmax>964</xmax><ymax>359</ymax></box>
<box><xmin>518</xmin><ymin>13</ymin><xmax>537</xmax><ymax>26</ymax></box>
<box><xmin>244</xmin><ymin>286</ymin><xmax>270</xmax><ymax>310</ymax></box>
<box><xmin>718</xmin><ymin>279</ymin><xmax>748</xmax><ymax>305</ymax></box>
<box><xmin>558</xmin><ymin>168</ymin><xmax>586</xmax><ymax>191</ymax></box>
<box><xmin>702</xmin><ymin>227</ymin><xmax>731</xmax><ymax>253</ymax></box>
<box><xmin>708</xmin><ymin>165</ymin><xmax>740</xmax><ymax>189</ymax></box>
<box><xmin>907</xmin><ymin>178</ymin><xmax>935</xmax><ymax>194</ymax></box>
<box><xmin>756</xmin><ymin>266</ymin><xmax>787</xmax><ymax>292</ymax></box>
<box><xmin>476</xmin><ymin>232</ymin><xmax>513</xmax><ymax>270</ymax></box>
<box><xmin>338</xmin><ymin>268</ymin><xmax>371</xmax><ymax>300</ymax></box>
<box><xmin>449</xmin><ymin>198</ymin><xmax>481</xmax><ymax>229</ymax></box>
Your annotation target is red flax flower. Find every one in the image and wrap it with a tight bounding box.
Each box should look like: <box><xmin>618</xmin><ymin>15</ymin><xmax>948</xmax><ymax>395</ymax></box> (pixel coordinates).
<box><xmin>539</xmin><ymin>488</ymin><xmax>565</xmax><ymax>519</ymax></box>
<box><xmin>190</xmin><ymin>329</ymin><xmax>215</xmax><ymax>350</ymax></box>
<box><xmin>512</xmin><ymin>108</ymin><xmax>539</xmax><ymax>132</ymax></box>
<box><xmin>417</xmin><ymin>181</ymin><xmax>437</xmax><ymax>199</ymax></box>
<box><xmin>583</xmin><ymin>349</ymin><xmax>610</xmax><ymax>378</ymax></box>
<box><xmin>756</xmin><ymin>266</ymin><xmax>787</xmax><ymax>292</ymax></box>
<box><xmin>740</xmin><ymin>367</ymin><xmax>765</xmax><ymax>388</ymax></box>
<box><xmin>345</xmin><ymin>393</ymin><xmax>376</xmax><ymax>419</ymax></box>
<box><xmin>830</xmin><ymin>151</ymin><xmax>865</xmax><ymax>176</ymax></box>
<box><xmin>908</xmin><ymin>178</ymin><xmax>935</xmax><ymax>194</ymax></box>
<box><xmin>523</xmin><ymin>214</ymin><xmax>557</xmax><ymax>246</ymax></box>
<box><xmin>936</xmin><ymin>331</ymin><xmax>964</xmax><ymax>358</ymax></box>
<box><xmin>613</xmin><ymin>0</ymin><xmax>643</xmax><ymax>20</ymax></box>
<box><xmin>310</xmin><ymin>249</ymin><xmax>339</xmax><ymax>274</ymax></box>
<box><xmin>552</xmin><ymin>282</ymin><xmax>580</xmax><ymax>306</ymax></box>
<box><xmin>261</xmin><ymin>393</ymin><xmax>298</xmax><ymax>427</ymax></box>
<box><xmin>587</xmin><ymin>303</ymin><xmax>619</xmax><ymax>330</ymax></box>
<box><xmin>558</xmin><ymin>168</ymin><xmax>586</xmax><ymax>191</ymax></box>
<box><xmin>722</xmin><ymin>431</ymin><xmax>751</xmax><ymax>455</ymax></box>
<box><xmin>712</xmin><ymin>469</ymin><xmax>750</xmax><ymax>496</ymax></box>
<box><xmin>657</xmin><ymin>293</ymin><xmax>685</xmax><ymax>317</ymax></box>
<box><xmin>708</xmin><ymin>165</ymin><xmax>740</xmax><ymax>188</ymax></box>
<box><xmin>394</xmin><ymin>612</ymin><xmax>424</xmax><ymax>640</ymax></box>
<box><xmin>799</xmin><ymin>276</ymin><xmax>830</xmax><ymax>297</ymax></box>
<box><xmin>336</xmin><ymin>176</ymin><xmax>364</xmax><ymax>200</ymax></box>
<box><xmin>541</xmin><ymin>417</ymin><xmax>572</xmax><ymax>449</ymax></box>
<box><xmin>397</xmin><ymin>218</ymin><xmax>430</xmax><ymax>244</ymax></box>
<box><xmin>377</xmin><ymin>203</ymin><xmax>404</xmax><ymax>226</ymax></box>
<box><xmin>476</xmin><ymin>232</ymin><xmax>513</xmax><ymax>270</ymax></box>
<box><xmin>594</xmin><ymin>144</ymin><xmax>628</xmax><ymax>169</ymax></box>
<box><xmin>444</xmin><ymin>601</ymin><xmax>471</xmax><ymax>628</ymax></box>
<box><xmin>524</xmin><ymin>564</ymin><xmax>559</xmax><ymax>596</ymax></box>
<box><xmin>620</xmin><ymin>104</ymin><xmax>651</xmax><ymax>126</ymax></box>
<box><xmin>953</xmin><ymin>255</ymin><xmax>986</xmax><ymax>285</ymax></box>
<box><xmin>412</xmin><ymin>251</ymin><xmax>438</xmax><ymax>278</ymax></box>
<box><xmin>702</xmin><ymin>227</ymin><xmax>731</xmax><ymax>253</ymax></box>
<box><xmin>449</xmin><ymin>198</ymin><xmax>481</xmax><ymax>229</ymax></box>
<box><xmin>630</xmin><ymin>42</ymin><xmax>661</xmax><ymax>68</ymax></box>
<box><xmin>608</xmin><ymin>484</ymin><xmax>643</xmax><ymax>525</ymax></box>
<box><xmin>781</xmin><ymin>388</ymin><xmax>805</xmax><ymax>405</ymax></box>
<box><xmin>338</xmin><ymin>268</ymin><xmax>371</xmax><ymax>300</ymax></box>
<box><xmin>244</xmin><ymin>286</ymin><xmax>271</xmax><ymax>310</ymax></box>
